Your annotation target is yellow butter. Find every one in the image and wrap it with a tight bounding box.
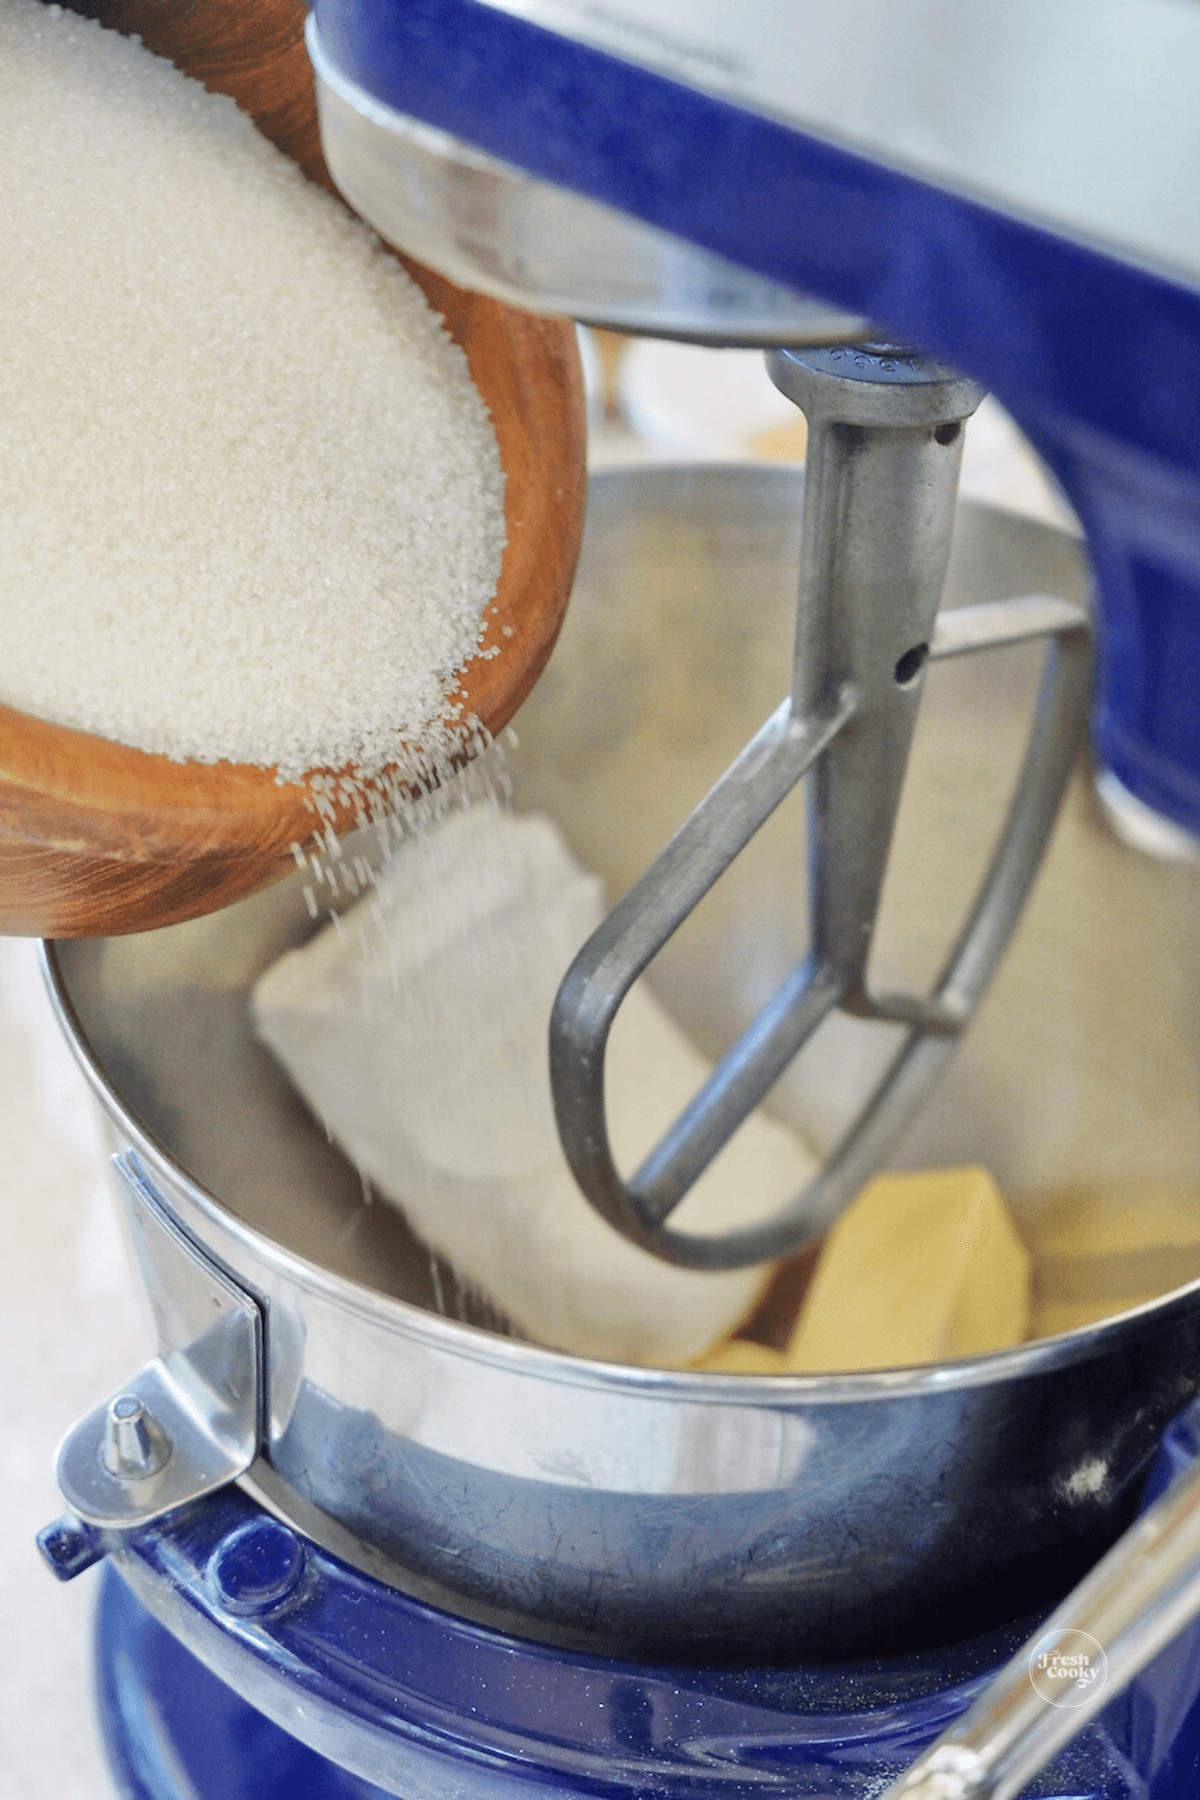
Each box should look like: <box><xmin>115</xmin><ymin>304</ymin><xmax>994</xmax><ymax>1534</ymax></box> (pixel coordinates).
<box><xmin>1022</xmin><ymin>1180</ymin><xmax>1200</xmax><ymax>1338</ymax></box>
<box><xmin>692</xmin><ymin>1171</ymin><xmax>1200</xmax><ymax>1372</ymax></box>
<box><xmin>692</xmin><ymin>1339</ymin><xmax>791</xmax><ymax>1375</ymax></box>
<box><xmin>691</xmin><ymin>1166</ymin><xmax>1031</xmax><ymax>1375</ymax></box>
<box><xmin>1029</xmin><ymin>1295</ymin><xmax>1163</xmax><ymax>1338</ymax></box>
<box><xmin>784</xmin><ymin>1167</ymin><xmax>1031</xmax><ymax>1372</ymax></box>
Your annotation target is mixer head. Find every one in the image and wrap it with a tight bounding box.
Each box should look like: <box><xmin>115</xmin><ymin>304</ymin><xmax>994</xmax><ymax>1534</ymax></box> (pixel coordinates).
<box><xmin>306</xmin><ymin>0</ymin><xmax>1200</xmax><ymax>836</ymax></box>
<box><xmin>305</xmin><ymin>11</ymin><xmax>867</xmax><ymax>348</ymax></box>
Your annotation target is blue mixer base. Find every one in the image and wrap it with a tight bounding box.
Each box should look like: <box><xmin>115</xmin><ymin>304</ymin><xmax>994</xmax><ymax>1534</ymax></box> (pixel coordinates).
<box><xmin>88</xmin><ymin>1401</ymin><xmax>1200</xmax><ymax>1800</ymax></box>
<box><xmin>96</xmin><ymin>1567</ymin><xmax>391</xmax><ymax>1800</ymax></box>
<box><xmin>93</xmin><ymin>1550</ymin><xmax>1200</xmax><ymax>1800</ymax></box>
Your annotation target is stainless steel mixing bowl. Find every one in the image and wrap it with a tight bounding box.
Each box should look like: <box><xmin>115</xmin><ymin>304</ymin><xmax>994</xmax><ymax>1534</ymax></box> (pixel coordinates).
<box><xmin>47</xmin><ymin>465</ymin><xmax>1200</xmax><ymax>1663</ymax></box>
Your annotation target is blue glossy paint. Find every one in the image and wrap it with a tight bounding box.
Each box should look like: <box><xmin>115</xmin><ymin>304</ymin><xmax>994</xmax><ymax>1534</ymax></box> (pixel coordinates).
<box><xmin>38</xmin><ymin>1514</ymin><xmax>105</xmax><ymax>1582</ymax></box>
<box><xmin>93</xmin><ymin>1400</ymin><xmax>1200</xmax><ymax>1800</ymax></box>
<box><xmin>312</xmin><ymin>0</ymin><xmax>1200</xmax><ymax>834</ymax></box>
<box><xmin>208</xmin><ymin>1517</ymin><xmax>308</xmax><ymax>1617</ymax></box>
<box><xmin>96</xmin><ymin>1571</ymin><xmax>393</xmax><ymax>1800</ymax></box>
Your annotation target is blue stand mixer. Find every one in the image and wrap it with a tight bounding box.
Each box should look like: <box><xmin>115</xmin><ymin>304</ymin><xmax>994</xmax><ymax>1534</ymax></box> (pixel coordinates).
<box><xmin>69</xmin><ymin>1416</ymin><xmax>1200</xmax><ymax>1800</ymax></box>
<box><xmin>33</xmin><ymin>3</ymin><xmax>1200</xmax><ymax>1797</ymax></box>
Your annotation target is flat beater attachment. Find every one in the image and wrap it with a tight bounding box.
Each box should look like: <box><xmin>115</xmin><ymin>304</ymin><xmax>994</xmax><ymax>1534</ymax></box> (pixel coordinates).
<box><xmin>550</xmin><ymin>343</ymin><xmax>1091</xmax><ymax>1270</ymax></box>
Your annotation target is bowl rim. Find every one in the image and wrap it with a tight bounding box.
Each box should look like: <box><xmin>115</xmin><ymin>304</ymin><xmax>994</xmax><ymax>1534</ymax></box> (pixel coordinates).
<box><xmin>42</xmin><ymin>934</ymin><xmax>1200</xmax><ymax>1407</ymax></box>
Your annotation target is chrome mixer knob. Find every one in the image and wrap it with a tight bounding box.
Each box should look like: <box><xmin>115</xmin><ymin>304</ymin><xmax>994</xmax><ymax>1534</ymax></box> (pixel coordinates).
<box><xmin>101</xmin><ymin>1393</ymin><xmax>172</xmax><ymax>1482</ymax></box>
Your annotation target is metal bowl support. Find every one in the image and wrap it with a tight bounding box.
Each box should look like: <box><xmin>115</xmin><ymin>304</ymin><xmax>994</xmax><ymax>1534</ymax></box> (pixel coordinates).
<box><xmin>550</xmin><ymin>344</ymin><xmax>1092</xmax><ymax>1270</ymax></box>
<box><xmin>50</xmin><ymin>1154</ymin><xmax>262</xmax><ymax>1538</ymax></box>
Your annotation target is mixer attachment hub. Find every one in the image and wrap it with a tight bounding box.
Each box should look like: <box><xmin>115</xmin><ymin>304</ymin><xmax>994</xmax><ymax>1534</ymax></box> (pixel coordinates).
<box><xmin>550</xmin><ymin>346</ymin><xmax>1091</xmax><ymax>1270</ymax></box>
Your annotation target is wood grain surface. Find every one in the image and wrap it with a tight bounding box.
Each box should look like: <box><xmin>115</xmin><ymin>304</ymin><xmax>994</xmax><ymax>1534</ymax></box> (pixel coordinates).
<box><xmin>0</xmin><ymin>0</ymin><xmax>586</xmax><ymax>937</ymax></box>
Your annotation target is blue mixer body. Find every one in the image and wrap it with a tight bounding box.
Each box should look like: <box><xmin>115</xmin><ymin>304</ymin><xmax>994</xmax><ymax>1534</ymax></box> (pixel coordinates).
<box><xmin>311</xmin><ymin>0</ymin><xmax>1200</xmax><ymax>839</ymax></box>
<box><xmin>90</xmin><ymin>1401</ymin><xmax>1200</xmax><ymax>1800</ymax></box>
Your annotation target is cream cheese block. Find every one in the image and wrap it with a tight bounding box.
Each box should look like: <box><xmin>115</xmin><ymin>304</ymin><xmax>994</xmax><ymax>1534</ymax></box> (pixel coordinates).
<box><xmin>253</xmin><ymin>804</ymin><xmax>819</xmax><ymax>1363</ymax></box>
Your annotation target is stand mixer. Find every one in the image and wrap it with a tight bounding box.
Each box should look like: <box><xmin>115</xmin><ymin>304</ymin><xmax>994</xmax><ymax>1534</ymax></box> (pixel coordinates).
<box><xmin>22</xmin><ymin>1</ymin><xmax>1200</xmax><ymax>1797</ymax></box>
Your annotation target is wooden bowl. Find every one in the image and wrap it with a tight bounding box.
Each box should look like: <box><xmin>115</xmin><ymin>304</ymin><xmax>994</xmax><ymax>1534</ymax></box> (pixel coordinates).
<box><xmin>0</xmin><ymin>0</ymin><xmax>586</xmax><ymax>937</ymax></box>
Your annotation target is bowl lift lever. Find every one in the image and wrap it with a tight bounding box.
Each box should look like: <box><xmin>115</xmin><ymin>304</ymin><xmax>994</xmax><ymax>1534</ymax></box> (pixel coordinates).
<box><xmin>550</xmin><ymin>338</ymin><xmax>1091</xmax><ymax>1273</ymax></box>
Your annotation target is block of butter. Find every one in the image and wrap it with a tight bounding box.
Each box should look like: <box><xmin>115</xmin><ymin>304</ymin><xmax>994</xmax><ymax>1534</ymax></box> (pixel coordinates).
<box><xmin>253</xmin><ymin>803</ymin><xmax>819</xmax><ymax>1366</ymax></box>
<box><xmin>1022</xmin><ymin>1180</ymin><xmax>1200</xmax><ymax>1337</ymax></box>
<box><xmin>695</xmin><ymin>1166</ymin><xmax>1031</xmax><ymax>1374</ymax></box>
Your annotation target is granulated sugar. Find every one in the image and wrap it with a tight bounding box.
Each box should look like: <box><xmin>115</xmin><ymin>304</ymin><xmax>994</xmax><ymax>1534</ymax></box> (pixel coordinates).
<box><xmin>0</xmin><ymin>0</ymin><xmax>506</xmax><ymax>780</ymax></box>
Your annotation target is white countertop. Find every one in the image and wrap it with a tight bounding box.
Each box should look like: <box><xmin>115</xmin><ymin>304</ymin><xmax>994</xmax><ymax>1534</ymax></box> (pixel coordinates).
<box><xmin>0</xmin><ymin>935</ymin><xmax>149</xmax><ymax>1799</ymax></box>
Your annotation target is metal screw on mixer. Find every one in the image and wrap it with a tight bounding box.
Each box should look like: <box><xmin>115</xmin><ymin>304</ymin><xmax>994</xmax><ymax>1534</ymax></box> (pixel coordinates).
<box><xmin>102</xmin><ymin>1392</ymin><xmax>172</xmax><ymax>1481</ymax></box>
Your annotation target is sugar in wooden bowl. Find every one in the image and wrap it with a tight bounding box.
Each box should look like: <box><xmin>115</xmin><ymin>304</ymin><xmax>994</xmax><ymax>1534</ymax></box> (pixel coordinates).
<box><xmin>0</xmin><ymin>0</ymin><xmax>585</xmax><ymax>936</ymax></box>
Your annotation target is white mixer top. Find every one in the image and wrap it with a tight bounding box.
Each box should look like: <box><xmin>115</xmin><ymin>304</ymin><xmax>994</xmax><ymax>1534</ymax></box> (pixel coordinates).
<box><xmin>479</xmin><ymin>0</ymin><xmax>1200</xmax><ymax>293</ymax></box>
